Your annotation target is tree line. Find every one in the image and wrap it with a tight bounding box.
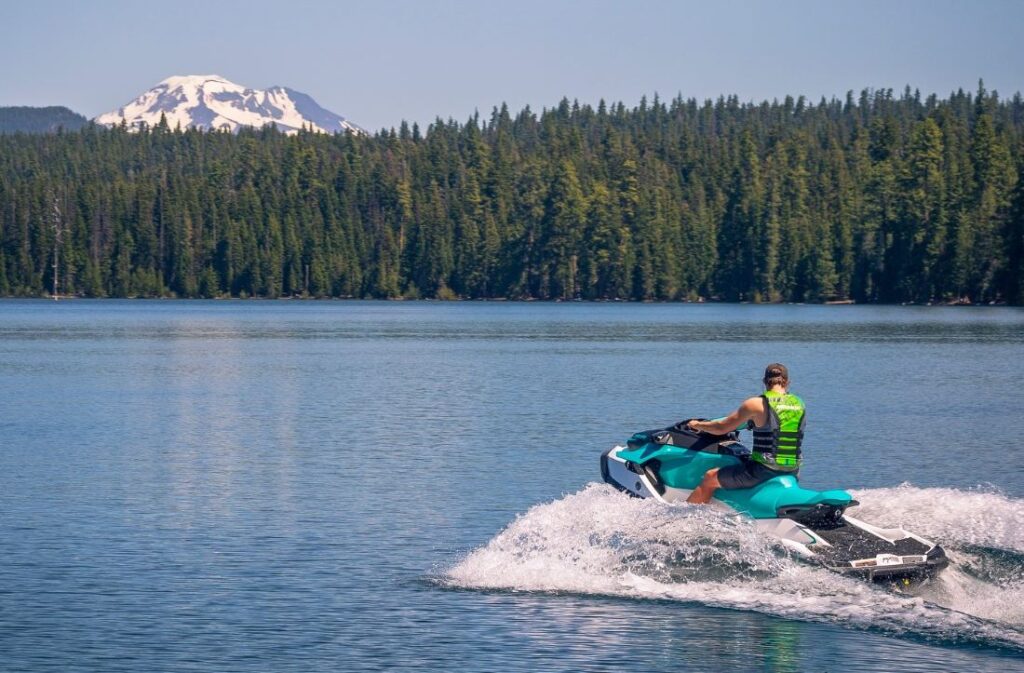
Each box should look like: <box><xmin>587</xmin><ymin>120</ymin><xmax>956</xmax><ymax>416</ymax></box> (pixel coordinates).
<box><xmin>0</xmin><ymin>84</ymin><xmax>1021</xmax><ymax>303</ymax></box>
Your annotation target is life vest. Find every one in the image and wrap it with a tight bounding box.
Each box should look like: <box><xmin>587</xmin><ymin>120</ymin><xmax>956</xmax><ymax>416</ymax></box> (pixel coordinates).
<box><xmin>751</xmin><ymin>390</ymin><xmax>805</xmax><ymax>471</ymax></box>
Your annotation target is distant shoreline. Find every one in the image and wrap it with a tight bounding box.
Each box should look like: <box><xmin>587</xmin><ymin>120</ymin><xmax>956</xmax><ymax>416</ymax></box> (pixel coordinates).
<box><xmin>1</xmin><ymin>295</ymin><xmax>1014</xmax><ymax>308</ymax></box>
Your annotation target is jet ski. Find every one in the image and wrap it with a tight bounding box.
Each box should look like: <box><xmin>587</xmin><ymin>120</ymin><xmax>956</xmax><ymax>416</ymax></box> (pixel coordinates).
<box><xmin>600</xmin><ymin>421</ymin><xmax>948</xmax><ymax>585</ymax></box>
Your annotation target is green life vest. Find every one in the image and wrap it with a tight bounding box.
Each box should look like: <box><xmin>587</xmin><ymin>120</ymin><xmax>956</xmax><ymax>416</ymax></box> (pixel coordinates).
<box><xmin>751</xmin><ymin>390</ymin><xmax>805</xmax><ymax>471</ymax></box>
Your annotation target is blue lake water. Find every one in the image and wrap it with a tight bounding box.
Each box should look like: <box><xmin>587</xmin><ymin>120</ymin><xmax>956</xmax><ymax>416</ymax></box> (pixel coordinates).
<box><xmin>0</xmin><ymin>300</ymin><xmax>1022</xmax><ymax>672</ymax></box>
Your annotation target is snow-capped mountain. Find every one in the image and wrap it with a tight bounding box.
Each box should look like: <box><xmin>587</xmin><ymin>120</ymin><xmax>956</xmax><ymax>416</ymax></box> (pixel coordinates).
<box><xmin>95</xmin><ymin>75</ymin><xmax>363</xmax><ymax>134</ymax></box>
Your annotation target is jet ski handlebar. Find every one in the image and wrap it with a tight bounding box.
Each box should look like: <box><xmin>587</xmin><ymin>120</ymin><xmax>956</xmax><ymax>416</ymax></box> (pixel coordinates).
<box><xmin>672</xmin><ymin>418</ymin><xmax>741</xmax><ymax>441</ymax></box>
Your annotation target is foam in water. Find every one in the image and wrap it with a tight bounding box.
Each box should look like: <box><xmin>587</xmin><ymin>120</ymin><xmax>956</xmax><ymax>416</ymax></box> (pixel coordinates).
<box><xmin>444</xmin><ymin>483</ymin><xmax>1024</xmax><ymax>651</ymax></box>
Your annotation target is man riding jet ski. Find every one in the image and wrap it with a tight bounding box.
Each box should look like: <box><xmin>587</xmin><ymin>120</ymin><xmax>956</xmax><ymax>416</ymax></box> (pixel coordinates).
<box><xmin>686</xmin><ymin>363</ymin><xmax>805</xmax><ymax>504</ymax></box>
<box><xmin>600</xmin><ymin>364</ymin><xmax>948</xmax><ymax>584</ymax></box>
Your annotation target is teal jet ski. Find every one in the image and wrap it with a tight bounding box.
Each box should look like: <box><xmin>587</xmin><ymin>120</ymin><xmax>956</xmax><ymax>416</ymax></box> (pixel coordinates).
<box><xmin>601</xmin><ymin>421</ymin><xmax>948</xmax><ymax>584</ymax></box>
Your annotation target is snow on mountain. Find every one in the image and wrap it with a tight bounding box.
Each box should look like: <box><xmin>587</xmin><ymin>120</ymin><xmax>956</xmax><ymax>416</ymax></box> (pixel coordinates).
<box><xmin>94</xmin><ymin>75</ymin><xmax>363</xmax><ymax>135</ymax></box>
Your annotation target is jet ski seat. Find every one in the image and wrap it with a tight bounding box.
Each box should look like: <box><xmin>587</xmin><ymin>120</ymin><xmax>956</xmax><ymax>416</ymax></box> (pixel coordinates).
<box><xmin>721</xmin><ymin>474</ymin><xmax>855</xmax><ymax>520</ymax></box>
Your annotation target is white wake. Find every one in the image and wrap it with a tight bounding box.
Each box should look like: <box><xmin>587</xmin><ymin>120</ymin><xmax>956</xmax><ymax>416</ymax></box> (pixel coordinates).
<box><xmin>444</xmin><ymin>484</ymin><xmax>1024</xmax><ymax>651</ymax></box>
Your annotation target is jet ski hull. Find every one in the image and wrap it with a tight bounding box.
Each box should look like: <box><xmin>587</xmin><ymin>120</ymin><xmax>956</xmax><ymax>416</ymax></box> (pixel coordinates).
<box><xmin>600</xmin><ymin>430</ymin><xmax>949</xmax><ymax>585</ymax></box>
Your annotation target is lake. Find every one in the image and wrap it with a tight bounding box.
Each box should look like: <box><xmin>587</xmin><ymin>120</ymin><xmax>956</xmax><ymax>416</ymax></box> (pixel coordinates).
<box><xmin>0</xmin><ymin>300</ymin><xmax>1022</xmax><ymax>672</ymax></box>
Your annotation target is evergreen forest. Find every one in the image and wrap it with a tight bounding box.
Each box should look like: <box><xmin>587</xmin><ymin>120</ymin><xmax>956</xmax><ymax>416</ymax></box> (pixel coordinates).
<box><xmin>0</xmin><ymin>84</ymin><xmax>1022</xmax><ymax>304</ymax></box>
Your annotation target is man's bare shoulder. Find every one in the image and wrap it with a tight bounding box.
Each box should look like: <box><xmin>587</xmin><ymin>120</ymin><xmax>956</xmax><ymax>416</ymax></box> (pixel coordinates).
<box><xmin>740</xmin><ymin>395</ymin><xmax>765</xmax><ymax>411</ymax></box>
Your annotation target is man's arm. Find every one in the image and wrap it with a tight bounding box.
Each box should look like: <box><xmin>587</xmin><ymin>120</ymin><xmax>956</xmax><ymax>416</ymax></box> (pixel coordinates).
<box><xmin>687</xmin><ymin>397</ymin><xmax>762</xmax><ymax>435</ymax></box>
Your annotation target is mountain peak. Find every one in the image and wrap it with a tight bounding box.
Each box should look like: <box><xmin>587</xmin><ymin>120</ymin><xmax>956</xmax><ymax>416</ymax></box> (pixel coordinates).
<box><xmin>157</xmin><ymin>74</ymin><xmax>229</xmax><ymax>87</ymax></box>
<box><xmin>95</xmin><ymin>75</ymin><xmax>362</xmax><ymax>135</ymax></box>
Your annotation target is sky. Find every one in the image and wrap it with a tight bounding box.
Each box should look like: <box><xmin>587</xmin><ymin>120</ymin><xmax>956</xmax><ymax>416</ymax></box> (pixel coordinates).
<box><xmin>1</xmin><ymin>0</ymin><xmax>1022</xmax><ymax>131</ymax></box>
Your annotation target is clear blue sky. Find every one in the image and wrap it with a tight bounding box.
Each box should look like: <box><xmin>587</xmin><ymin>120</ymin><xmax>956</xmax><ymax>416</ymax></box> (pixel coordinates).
<box><xmin>1</xmin><ymin>0</ymin><xmax>1021</xmax><ymax>130</ymax></box>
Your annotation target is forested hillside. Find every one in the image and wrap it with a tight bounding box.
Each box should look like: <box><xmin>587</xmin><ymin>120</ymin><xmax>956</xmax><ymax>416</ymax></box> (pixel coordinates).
<box><xmin>0</xmin><ymin>85</ymin><xmax>1021</xmax><ymax>303</ymax></box>
<box><xmin>0</xmin><ymin>106</ymin><xmax>88</xmax><ymax>134</ymax></box>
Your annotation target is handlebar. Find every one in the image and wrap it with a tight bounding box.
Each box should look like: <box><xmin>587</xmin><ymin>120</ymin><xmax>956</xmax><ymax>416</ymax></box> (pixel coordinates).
<box><xmin>674</xmin><ymin>418</ymin><xmax>741</xmax><ymax>441</ymax></box>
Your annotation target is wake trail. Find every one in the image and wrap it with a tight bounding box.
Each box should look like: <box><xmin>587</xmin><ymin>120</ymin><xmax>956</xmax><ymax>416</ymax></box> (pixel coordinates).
<box><xmin>443</xmin><ymin>483</ymin><xmax>1024</xmax><ymax>651</ymax></box>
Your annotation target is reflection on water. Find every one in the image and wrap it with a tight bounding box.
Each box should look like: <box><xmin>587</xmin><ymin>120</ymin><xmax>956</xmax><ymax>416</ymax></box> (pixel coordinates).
<box><xmin>1</xmin><ymin>300</ymin><xmax>1022</xmax><ymax>344</ymax></box>
<box><xmin>0</xmin><ymin>300</ymin><xmax>1022</xmax><ymax>672</ymax></box>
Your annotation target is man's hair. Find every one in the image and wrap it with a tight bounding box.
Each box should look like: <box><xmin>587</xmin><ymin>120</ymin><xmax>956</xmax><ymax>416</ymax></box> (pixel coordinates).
<box><xmin>763</xmin><ymin>363</ymin><xmax>789</xmax><ymax>388</ymax></box>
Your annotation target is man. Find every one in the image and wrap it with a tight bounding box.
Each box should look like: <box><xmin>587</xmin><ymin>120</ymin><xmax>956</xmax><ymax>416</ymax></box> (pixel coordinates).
<box><xmin>685</xmin><ymin>363</ymin><xmax>805</xmax><ymax>504</ymax></box>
